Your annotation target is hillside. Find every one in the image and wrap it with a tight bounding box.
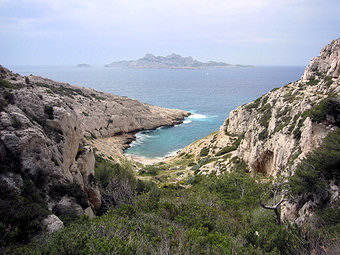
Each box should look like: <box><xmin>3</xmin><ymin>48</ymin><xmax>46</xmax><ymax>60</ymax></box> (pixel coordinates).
<box><xmin>168</xmin><ymin>38</ymin><xmax>340</xmax><ymax>223</ymax></box>
<box><xmin>1</xmin><ymin>39</ymin><xmax>340</xmax><ymax>254</ymax></box>
<box><xmin>0</xmin><ymin>66</ymin><xmax>189</xmax><ymax>248</ymax></box>
<box><xmin>105</xmin><ymin>53</ymin><xmax>251</xmax><ymax>69</ymax></box>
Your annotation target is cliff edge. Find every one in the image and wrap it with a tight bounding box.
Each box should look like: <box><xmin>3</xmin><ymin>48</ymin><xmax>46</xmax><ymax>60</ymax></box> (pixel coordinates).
<box><xmin>0</xmin><ymin>66</ymin><xmax>189</xmax><ymax>234</ymax></box>
<box><xmin>171</xmin><ymin>38</ymin><xmax>340</xmax><ymax>225</ymax></box>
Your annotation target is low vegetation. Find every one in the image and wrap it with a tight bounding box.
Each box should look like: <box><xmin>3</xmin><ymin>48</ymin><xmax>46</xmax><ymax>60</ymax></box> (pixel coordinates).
<box><xmin>7</xmin><ymin>160</ymin><xmax>339</xmax><ymax>254</ymax></box>
<box><xmin>0</xmin><ymin>78</ymin><xmax>20</xmax><ymax>89</ymax></box>
<box><xmin>36</xmin><ymin>82</ymin><xmax>91</xmax><ymax>99</ymax></box>
<box><xmin>289</xmin><ymin>128</ymin><xmax>340</xmax><ymax>195</ymax></box>
<box><xmin>215</xmin><ymin>135</ymin><xmax>243</xmax><ymax>156</ymax></box>
<box><xmin>199</xmin><ymin>147</ymin><xmax>210</xmax><ymax>157</ymax></box>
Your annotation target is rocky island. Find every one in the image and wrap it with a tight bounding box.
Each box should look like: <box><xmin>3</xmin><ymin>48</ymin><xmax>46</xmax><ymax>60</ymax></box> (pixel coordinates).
<box><xmin>76</xmin><ymin>63</ymin><xmax>92</xmax><ymax>68</ymax></box>
<box><xmin>105</xmin><ymin>53</ymin><xmax>252</xmax><ymax>69</ymax></box>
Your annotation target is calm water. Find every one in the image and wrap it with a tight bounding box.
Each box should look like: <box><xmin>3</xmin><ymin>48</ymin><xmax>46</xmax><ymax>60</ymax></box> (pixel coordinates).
<box><xmin>9</xmin><ymin>65</ymin><xmax>305</xmax><ymax>158</ymax></box>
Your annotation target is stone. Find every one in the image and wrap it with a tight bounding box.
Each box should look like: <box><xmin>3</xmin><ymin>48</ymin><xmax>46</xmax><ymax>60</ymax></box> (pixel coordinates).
<box><xmin>42</xmin><ymin>214</ymin><xmax>64</xmax><ymax>233</ymax></box>
<box><xmin>84</xmin><ymin>207</ymin><xmax>95</xmax><ymax>219</ymax></box>
<box><xmin>52</xmin><ymin>196</ymin><xmax>84</xmax><ymax>217</ymax></box>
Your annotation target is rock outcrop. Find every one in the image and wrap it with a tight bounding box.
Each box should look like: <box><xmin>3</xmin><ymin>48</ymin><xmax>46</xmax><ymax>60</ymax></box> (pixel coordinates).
<box><xmin>171</xmin><ymin>38</ymin><xmax>340</xmax><ymax>224</ymax></box>
<box><xmin>223</xmin><ymin>38</ymin><xmax>340</xmax><ymax>177</ymax></box>
<box><xmin>0</xmin><ymin>65</ymin><xmax>189</xmax><ymax>229</ymax></box>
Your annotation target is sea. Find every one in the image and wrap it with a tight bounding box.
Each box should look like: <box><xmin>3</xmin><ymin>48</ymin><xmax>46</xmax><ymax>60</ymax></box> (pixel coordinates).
<box><xmin>9</xmin><ymin>65</ymin><xmax>305</xmax><ymax>158</ymax></box>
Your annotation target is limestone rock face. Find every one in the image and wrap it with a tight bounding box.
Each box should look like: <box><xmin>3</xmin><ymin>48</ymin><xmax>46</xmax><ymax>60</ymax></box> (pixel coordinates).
<box><xmin>42</xmin><ymin>214</ymin><xmax>64</xmax><ymax>233</ymax></box>
<box><xmin>0</xmin><ymin>65</ymin><xmax>189</xmax><ymax>225</ymax></box>
<box><xmin>222</xmin><ymin>39</ymin><xmax>340</xmax><ymax>223</ymax></box>
<box><xmin>23</xmin><ymin>75</ymin><xmax>189</xmax><ymax>140</ymax></box>
<box><xmin>224</xmin><ymin>38</ymin><xmax>340</xmax><ymax>178</ymax></box>
<box><xmin>303</xmin><ymin>38</ymin><xmax>340</xmax><ymax>81</ymax></box>
<box><xmin>175</xmin><ymin>38</ymin><xmax>340</xmax><ymax>224</ymax></box>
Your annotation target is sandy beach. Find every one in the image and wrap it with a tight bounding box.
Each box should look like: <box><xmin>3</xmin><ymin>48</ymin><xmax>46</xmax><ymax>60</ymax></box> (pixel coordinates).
<box><xmin>125</xmin><ymin>154</ymin><xmax>167</xmax><ymax>165</ymax></box>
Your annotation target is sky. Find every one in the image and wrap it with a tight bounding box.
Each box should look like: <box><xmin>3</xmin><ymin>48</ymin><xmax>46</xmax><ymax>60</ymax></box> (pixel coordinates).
<box><xmin>0</xmin><ymin>0</ymin><xmax>339</xmax><ymax>66</ymax></box>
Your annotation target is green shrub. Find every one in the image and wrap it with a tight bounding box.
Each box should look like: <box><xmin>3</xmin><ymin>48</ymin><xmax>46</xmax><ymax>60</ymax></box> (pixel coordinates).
<box><xmin>36</xmin><ymin>83</ymin><xmax>90</xmax><ymax>99</ymax></box>
<box><xmin>258</xmin><ymin>129</ymin><xmax>268</xmax><ymax>140</ymax></box>
<box><xmin>290</xmin><ymin>128</ymin><xmax>340</xmax><ymax>195</ymax></box>
<box><xmin>302</xmin><ymin>98</ymin><xmax>337</xmax><ymax>123</ymax></box>
<box><xmin>4</xmin><ymin>90</ymin><xmax>15</xmax><ymax>104</ymax></box>
<box><xmin>12</xmin><ymin>115</ymin><xmax>22</xmax><ymax>129</ymax></box>
<box><xmin>306</xmin><ymin>76</ymin><xmax>320</xmax><ymax>86</ymax></box>
<box><xmin>259</xmin><ymin>108</ymin><xmax>272</xmax><ymax>128</ymax></box>
<box><xmin>0</xmin><ymin>78</ymin><xmax>19</xmax><ymax>89</ymax></box>
<box><xmin>0</xmin><ymin>180</ymin><xmax>49</xmax><ymax>246</ymax></box>
<box><xmin>199</xmin><ymin>147</ymin><xmax>209</xmax><ymax>157</ymax></box>
<box><xmin>216</xmin><ymin>135</ymin><xmax>243</xmax><ymax>156</ymax></box>
<box><xmin>139</xmin><ymin>165</ymin><xmax>160</xmax><ymax>176</ymax></box>
<box><xmin>245</xmin><ymin>97</ymin><xmax>261</xmax><ymax>110</ymax></box>
<box><xmin>325</xmin><ymin>76</ymin><xmax>333</xmax><ymax>86</ymax></box>
<box><xmin>216</xmin><ymin>146</ymin><xmax>236</xmax><ymax>156</ymax></box>
<box><xmin>44</xmin><ymin>105</ymin><xmax>54</xmax><ymax>119</ymax></box>
<box><xmin>9</xmin><ymin>169</ymin><xmax>337</xmax><ymax>255</ymax></box>
<box><xmin>94</xmin><ymin>156</ymin><xmax>143</xmax><ymax>212</ymax></box>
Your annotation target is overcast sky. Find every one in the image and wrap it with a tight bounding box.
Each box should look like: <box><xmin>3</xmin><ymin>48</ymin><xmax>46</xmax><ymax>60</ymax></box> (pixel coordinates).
<box><xmin>0</xmin><ymin>0</ymin><xmax>339</xmax><ymax>66</ymax></box>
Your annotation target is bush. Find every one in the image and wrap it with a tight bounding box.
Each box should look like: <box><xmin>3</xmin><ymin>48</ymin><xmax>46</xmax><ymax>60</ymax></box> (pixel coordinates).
<box><xmin>216</xmin><ymin>135</ymin><xmax>243</xmax><ymax>156</ymax></box>
<box><xmin>302</xmin><ymin>98</ymin><xmax>339</xmax><ymax>125</ymax></box>
<box><xmin>0</xmin><ymin>180</ymin><xmax>49</xmax><ymax>246</ymax></box>
<box><xmin>289</xmin><ymin>128</ymin><xmax>340</xmax><ymax>195</ymax></box>
<box><xmin>199</xmin><ymin>147</ymin><xmax>209</xmax><ymax>157</ymax></box>
<box><xmin>50</xmin><ymin>182</ymin><xmax>88</xmax><ymax>209</ymax></box>
<box><xmin>259</xmin><ymin>107</ymin><xmax>272</xmax><ymax>128</ymax></box>
<box><xmin>44</xmin><ymin>105</ymin><xmax>54</xmax><ymax>120</ymax></box>
<box><xmin>4</xmin><ymin>90</ymin><xmax>15</xmax><ymax>104</ymax></box>
<box><xmin>258</xmin><ymin>129</ymin><xmax>268</xmax><ymax>140</ymax></box>
<box><xmin>94</xmin><ymin>156</ymin><xmax>144</xmax><ymax>213</ymax></box>
<box><xmin>9</xmin><ymin>169</ymin><xmax>336</xmax><ymax>255</ymax></box>
<box><xmin>138</xmin><ymin>165</ymin><xmax>160</xmax><ymax>176</ymax></box>
<box><xmin>306</xmin><ymin>76</ymin><xmax>320</xmax><ymax>86</ymax></box>
<box><xmin>0</xmin><ymin>78</ymin><xmax>19</xmax><ymax>89</ymax></box>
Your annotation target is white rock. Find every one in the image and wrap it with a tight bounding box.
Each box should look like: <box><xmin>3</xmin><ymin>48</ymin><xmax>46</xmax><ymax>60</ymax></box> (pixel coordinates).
<box><xmin>43</xmin><ymin>214</ymin><xmax>64</xmax><ymax>233</ymax></box>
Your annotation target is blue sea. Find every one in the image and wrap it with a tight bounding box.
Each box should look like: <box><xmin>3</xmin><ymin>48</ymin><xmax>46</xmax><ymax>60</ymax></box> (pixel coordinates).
<box><xmin>9</xmin><ymin>65</ymin><xmax>305</xmax><ymax>158</ymax></box>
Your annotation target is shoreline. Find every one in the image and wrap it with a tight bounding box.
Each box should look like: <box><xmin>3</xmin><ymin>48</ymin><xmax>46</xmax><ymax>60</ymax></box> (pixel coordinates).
<box><xmin>87</xmin><ymin>117</ymin><xmax>189</xmax><ymax>164</ymax></box>
<box><xmin>125</xmin><ymin>148</ymin><xmax>181</xmax><ymax>165</ymax></box>
<box><xmin>121</xmin><ymin>115</ymin><xmax>191</xmax><ymax>152</ymax></box>
<box><xmin>125</xmin><ymin>154</ymin><xmax>166</xmax><ymax>165</ymax></box>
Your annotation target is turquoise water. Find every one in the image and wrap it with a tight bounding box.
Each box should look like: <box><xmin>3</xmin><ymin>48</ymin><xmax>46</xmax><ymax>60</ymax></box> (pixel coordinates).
<box><xmin>9</xmin><ymin>65</ymin><xmax>305</xmax><ymax>158</ymax></box>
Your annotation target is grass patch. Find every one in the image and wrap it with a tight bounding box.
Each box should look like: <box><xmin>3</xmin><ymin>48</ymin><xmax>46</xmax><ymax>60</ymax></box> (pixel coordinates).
<box><xmin>0</xmin><ymin>78</ymin><xmax>19</xmax><ymax>89</ymax></box>
<box><xmin>324</xmin><ymin>76</ymin><xmax>333</xmax><ymax>86</ymax></box>
<box><xmin>306</xmin><ymin>76</ymin><xmax>320</xmax><ymax>86</ymax></box>
<box><xmin>36</xmin><ymin>83</ymin><xmax>90</xmax><ymax>99</ymax></box>
<box><xmin>216</xmin><ymin>135</ymin><xmax>243</xmax><ymax>156</ymax></box>
<box><xmin>302</xmin><ymin>97</ymin><xmax>338</xmax><ymax>123</ymax></box>
<box><xmin>199</xmin><ymin>147</ymin><xmax>210</xmax><ymax>157</ymax></box>
<box><xmin>290</xmin><ymin>128</ymin><xmax>340</xmax><ymax>195</ymax></box>
<box><xmin>244</xmin><ymin>97</ymin><xmax>261</xmax><ymax>110</ymax></box>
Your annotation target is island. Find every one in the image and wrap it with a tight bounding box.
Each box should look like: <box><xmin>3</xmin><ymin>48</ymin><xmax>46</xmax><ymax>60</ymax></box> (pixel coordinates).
<box><xmin>105</xmin><ymin>53</ymin><xmax>252</xmax><ymax>69</ymax></box>
<box><xmin>76</xmin><ymin>63</ymin><xmax>92</xmax><ymax>67</ymax></box>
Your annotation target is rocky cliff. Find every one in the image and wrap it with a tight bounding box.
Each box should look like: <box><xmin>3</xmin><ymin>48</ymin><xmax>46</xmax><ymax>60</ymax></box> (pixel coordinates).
<box><xmin>171</xmin><ymin>38</ymin><xmax>340</xmax><ymax>224</ymax></box>
<box><xmin>224</xmin><ymin>38</ymin><xmax>339</xmax><ymax>177</ymax></box>
<box><xmin>0</xmin><ymin>65</ymin><xmax>189</xmax><ymax>233</ymax></box>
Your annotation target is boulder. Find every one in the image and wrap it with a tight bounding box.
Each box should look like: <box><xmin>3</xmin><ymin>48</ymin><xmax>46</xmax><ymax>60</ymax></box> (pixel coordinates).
<box><xmin>42</xmin><ymin>214</ymin><xmax>64</xmax><ymax>233</ymax></box>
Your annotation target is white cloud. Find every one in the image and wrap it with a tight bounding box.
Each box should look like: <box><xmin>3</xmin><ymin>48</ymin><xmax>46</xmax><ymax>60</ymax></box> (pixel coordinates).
<box><xmin>1</xmin><ymin>0</ymin><xmax>339</xmax><ymax>65</ymax></box>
